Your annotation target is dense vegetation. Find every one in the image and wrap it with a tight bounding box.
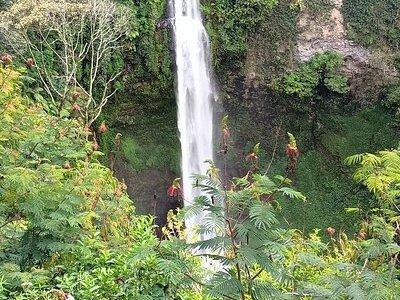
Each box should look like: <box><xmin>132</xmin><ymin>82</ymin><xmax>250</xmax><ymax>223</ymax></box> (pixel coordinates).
<box><xmin>342</xmin><ymin>0</ymin><xmax>400</xmax><ymax>51</ymax></box>
<box><xmin>1</xmin><ymin>0</ymin><xmax>400</xmax><ymax>299</ymax></box>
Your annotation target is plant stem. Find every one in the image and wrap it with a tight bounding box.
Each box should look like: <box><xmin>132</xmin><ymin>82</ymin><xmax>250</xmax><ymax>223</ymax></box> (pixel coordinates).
<box><xmin>227</xmin><ymin>219</ymin><xmax>245</xmax><ymax>300</ymax></box>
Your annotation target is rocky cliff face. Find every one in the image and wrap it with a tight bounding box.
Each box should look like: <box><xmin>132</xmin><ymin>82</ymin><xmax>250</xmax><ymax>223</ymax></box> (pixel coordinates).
<box><xmin>295</xmin><ymin>0</ymin><xmax>397</xmax><ymax>101</ymax></box>
<box><xmin>296</xmin><ymin>0</ymin><xmax>368</xmax><ymax>62</ymax></box>
<box><xmin>237</xmin><ymin>0</ymin><xmax>398</xmax><ymax>104</ymax></box>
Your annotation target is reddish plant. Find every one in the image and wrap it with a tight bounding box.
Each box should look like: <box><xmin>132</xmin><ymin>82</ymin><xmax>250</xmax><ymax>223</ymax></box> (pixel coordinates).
<box><xmin>72</xmin><ymin>103</ymin><xmax>81</xmax><ymax>111</ymax></box>
<box><xmin>115</xmin><ymin>181</ymin><xmax>127</xmax><ymax>198</ymax></box>
<box><xmin>0</xmin><ymin>54</ymin><xmax>12</xmax><ymax>65</ymax></box>
<box><xmin>246</xmin><ymin>152</ymin><xmax>258</xmax><ymax>162</ymax></box>
<box><xmin>99</xmin><ymin>122</ymin><xmax>108</xmax><ymax>134</ymax></box>
<box><xmin>92</xmin><ymin>142</ymin><xmax>99</xmax><ymax>151</ymax></box>
<box><xmin>167</xmin><ymin>178</ymin><xmax>182</xmax><ymax>197</ymax></box>
<box><xmin>326</xmin><ymin>226</ymin><xmax>336</xmax><ymax>236</ymax></box>
<box><xmin>358</xmin><ymin>230</ymin><xmax>367</xmax><ymax>240</ymax></box>
<box><xmin>25</xmin><ymin>58</ymin><xmax>35</xmax><ymax>68</ymax></box>
<box><xmin>246</xmin><ymin>143</ymin><xmax>260</xmax><ymax>172</ymax></box>
<box><xmin>285</xmin><ymin>132</ymin><xmax>299</xmax><ymax>175</ymax></box>
<box><xmin>84</xmin><ymin>126</ymin><xmax>93</xmax><ymax>136</ymax></box>
<box><xmin>223</xmin><ymin>128</ymin><xmax>230</xmax><ymax>139</ymax></box>
<box><xmin>72</xmin><ymin>91</ymin><xmax>81</xmax><ymax>100</ymax></box>
<box><xmin>285</xmin><ymin>144</ymin><xmax>299</xmax><ymax>159</ymax></box>
<box><xmin>219</xmin><ymin>116</ymin><xmax>231</xmax><ymax>155</ymax></box>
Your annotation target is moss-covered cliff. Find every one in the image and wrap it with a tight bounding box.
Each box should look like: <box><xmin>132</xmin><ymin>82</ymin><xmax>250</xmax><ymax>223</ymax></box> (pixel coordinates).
<box><xmin>104</xmin><ymin>0</ymin><xmax>399</xmax><ymax>233</ymax></box>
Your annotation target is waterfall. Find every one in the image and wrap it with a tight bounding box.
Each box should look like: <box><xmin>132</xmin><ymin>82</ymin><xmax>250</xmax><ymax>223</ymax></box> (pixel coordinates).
<box><xmin>171</xmin><ymin>0</ymin><xmax>216</xmax><ymax>239</ymax></box>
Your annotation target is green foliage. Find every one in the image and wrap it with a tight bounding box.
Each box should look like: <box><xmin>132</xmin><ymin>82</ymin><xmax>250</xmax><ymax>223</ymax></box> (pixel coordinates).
<box><xmin>303</xmin><ymin>0</ymin><xmax>333</xmax><ymax>14</ymax></box>
<box><xmin>0</xmin><ymin>64</ymin><xmax>131</xmax><ymax>291</ymax></box>
<box><xmin>276</xmin><ymin>150</ymin><xmax>369</xmax><ymax>234</ymax></box>
<box><xmin>100</xmin><ymin>97</ymin><xmax>180</xmax><ymax>173</ymax></box>
<box><xmin>0</xmin><ymin>0</ymin><xmax>12</xmax><ymax>11</ymax></box>
<box><xmin>280</xmin><ymin>52</ymin><xmax>350</xmax><ymax>173</ymax></box>
<box><xmin>287</xmin><ymin>227</ymin><xmax>400</xmax><ymax>299</ymax></box>
<box><xmin>100</xmin><ymin>0</ymin><xmax>177</xmax><ymax>173</ymax></box>
<box><xmin>282</xmin><ymin>52</ymin><xmax>349</xmax><ymax>99</ymax></box>
<box><xmin>386</xmin><ymin>85</ymin><xmax>400</xmax><ymax>108</ymax></box>
<box><xmin>1</xmin><ymin>218</ymin><xmax>204</xmax><ymax>299</ymax></box>
<box><xmin>120</xmin><ymin>133</ymin><xmax>179</xmax><ymax>172</ymax></box>
<box><xmin>182</xmin><ymin>171</ymin><xmax>306</xmax><ymax>299</ymax></box>
<box><xmin>248</xmin><ymin>0</ymin><xmax>298</xmax><ymax>82</ymax></box>
<box><xmin>346</xmin><ymin>148</ymin><xmax>400</xmax><ymax>207</ymax></box>
<box><xmin>0</xmin><ymin>58</ymin><xmax>204</xmax><ymax>300</ymax></box>
<box><xmin>384</xmin><ymin>84</ymin><xmax>400</xmax><ymax>123</ymax></box>
<box><xmin>275</xmin><ymin>107</ymin><xmax>396</xmax><ymax>233</ymax></box>
<box><xmin>342</xmin><ymin>0</ymin><xmax>400</xmax><ymax>51</ymax></box>
<box><xmin>177</xmin><ymin>164</ymin><xmax>400</xmax><ymax>299</ymax></box>
<box><xmin>2</xmin><ymin>2</ymin><xmax>400</xmax><ymax>299</ymax></box>
<box><xmin>126</xmin><ymin>0</ymin><xmax>173</xmax><ymax>93</ymax></box>
<box><xmin>341</xmin><ymin>145</ymin><xmax>400</xmax><ymax>298</ymax></box>
<box><xmin>202</xmin><ymin>0</ymin><xmax>279</xmax><ymax>68</ymax></box>
<box><xmin>319</xmin><ymin>107</ymin><xmax>397</xmax><ymax>160</ymax></box>
<box><xmin>55</xmin><ymin>217</ymin><xmax>201</xmax><ymax>300</ymax></box>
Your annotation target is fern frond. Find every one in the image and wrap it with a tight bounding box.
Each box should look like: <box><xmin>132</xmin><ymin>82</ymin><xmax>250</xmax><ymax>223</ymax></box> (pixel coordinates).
<box><xmin>344</xmin><ymin>154</ymin><xmax>364</xmax><ymax>166</ymax></box>
<box><xmin>277</xmin><ymin>187</ymin><xmax>306</xmax><ymax>201</ymax></box>
<box><xmin>189</xmin><ymin>236</ymin><xmax>230</xmax><ymax>252</ymax></box>
<box><xmin>206</xmin><ymin>272</ymin><xmax>243</xmax><ymax>298</ymax></box>
<box><xmin>249</xmin><ymin>204</ymin><xmax>278</xmax><ymax>230</ymax></box>
<box><xmin>251</xmin><ymin>279</ymin><xmax>282</xmax><ymax>300</ymax></box>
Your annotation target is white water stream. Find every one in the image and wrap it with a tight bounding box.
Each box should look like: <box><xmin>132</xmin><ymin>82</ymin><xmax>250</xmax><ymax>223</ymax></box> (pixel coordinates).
<box><xmin>171</xmin><ymin>0</ymin><xmax>216</xmax><ymax>239</ymax></box>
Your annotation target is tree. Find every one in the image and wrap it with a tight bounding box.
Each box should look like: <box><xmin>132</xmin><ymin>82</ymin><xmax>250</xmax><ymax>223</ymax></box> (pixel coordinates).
<box><xmin>0</xmin><ymin>0</ymin><xmax>130</xmax><ymax>126</ymax></box>
<box><xmin>180</xmin><ymin>164</ymin><xmax>306</xmax><ymax>299</ymax></box>
<box><xmin>0</xmin><ymin>62</ymin><xmax>134</xmax><ymax>271</ymax></box>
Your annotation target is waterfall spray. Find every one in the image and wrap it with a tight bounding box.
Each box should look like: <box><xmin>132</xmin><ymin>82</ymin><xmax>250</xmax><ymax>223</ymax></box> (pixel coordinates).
<box><xmin>171</xmin><ymin>0</ymin><xmax>216</xmax><ymax>240</ymax></box>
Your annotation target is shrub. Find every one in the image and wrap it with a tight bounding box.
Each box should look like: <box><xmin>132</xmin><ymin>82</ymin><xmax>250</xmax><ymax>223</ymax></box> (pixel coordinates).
<box><xmin>282</xmin><ymin>52</ymin><xmax>349</xmax><ymax>99</ymax></box>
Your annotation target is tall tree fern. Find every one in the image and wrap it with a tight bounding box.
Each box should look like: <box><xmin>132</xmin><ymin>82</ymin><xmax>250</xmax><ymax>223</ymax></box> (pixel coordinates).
<box><xmin>181</xmin><ymin>168</ymin><xmax>306</xmax><ymax>299</ymax></box>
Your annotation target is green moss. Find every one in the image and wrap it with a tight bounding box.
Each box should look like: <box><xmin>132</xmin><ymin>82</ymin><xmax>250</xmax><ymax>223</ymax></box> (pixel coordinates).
<box><xmin>266</xmin><ymin>107</ymin><xmax>397</xmax><ymax>235</ymax></box>
<box><xmin>278</xmin><ymin>150</ymin><xmax>373</xmax><ymax>234</ymax></box>
<box><xmin>202</xmin><ymin>0</ymin><xmax>279</xmax><ymax>73</ymax></box>
<box><xmin>254</xmin><ymin>0</ymin><xmax>298</xmax><ymax>82</ymax></box>
<box><xmin>342</xmin><ymin>0</ymin><xmax>400</xmax><ymax>51</ymax></box>
<box><xmin>119</xmin><ymin>126</ymin><xmax>180</xmax><ymax>173</ymax></box>
<box><xmin>114</xmin><ymin>0</ymin><xmax>173</xmax><ymax>97</ymax></box>
<box><xmin>320</xmin><ymin>107</ymin><xmax>398</xmax><ymax>159</ymax></box>
<box><xmin>100</xmin><ymin>90</ymin><xmax>180</xmax><ymax>173</ymax></box>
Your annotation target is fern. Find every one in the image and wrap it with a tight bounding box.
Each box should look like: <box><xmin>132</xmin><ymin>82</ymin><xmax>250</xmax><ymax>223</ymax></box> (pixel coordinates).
<box><xmin>189</xmin><ymin>236</ymin><xmax>231</xmax><ymax>253</ymax></box>
<box><xmin>344</xmin><ymin>154</ymin><xmax>364</xmax><ymax>165</ymax></box>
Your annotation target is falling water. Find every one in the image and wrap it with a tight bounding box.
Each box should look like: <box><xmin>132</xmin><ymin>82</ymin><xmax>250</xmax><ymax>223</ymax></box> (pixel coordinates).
<box><xmin>171</xmin><ymin>0</ymin><xmax>216</xmax><ymax>239</ymax></box>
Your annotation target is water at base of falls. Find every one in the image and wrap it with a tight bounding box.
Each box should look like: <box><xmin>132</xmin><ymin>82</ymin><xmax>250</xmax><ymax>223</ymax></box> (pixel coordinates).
<box><xmin>171</xmin><ymin>0</ymin><xmax>216</xmax><ymax>241</ymax></box>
